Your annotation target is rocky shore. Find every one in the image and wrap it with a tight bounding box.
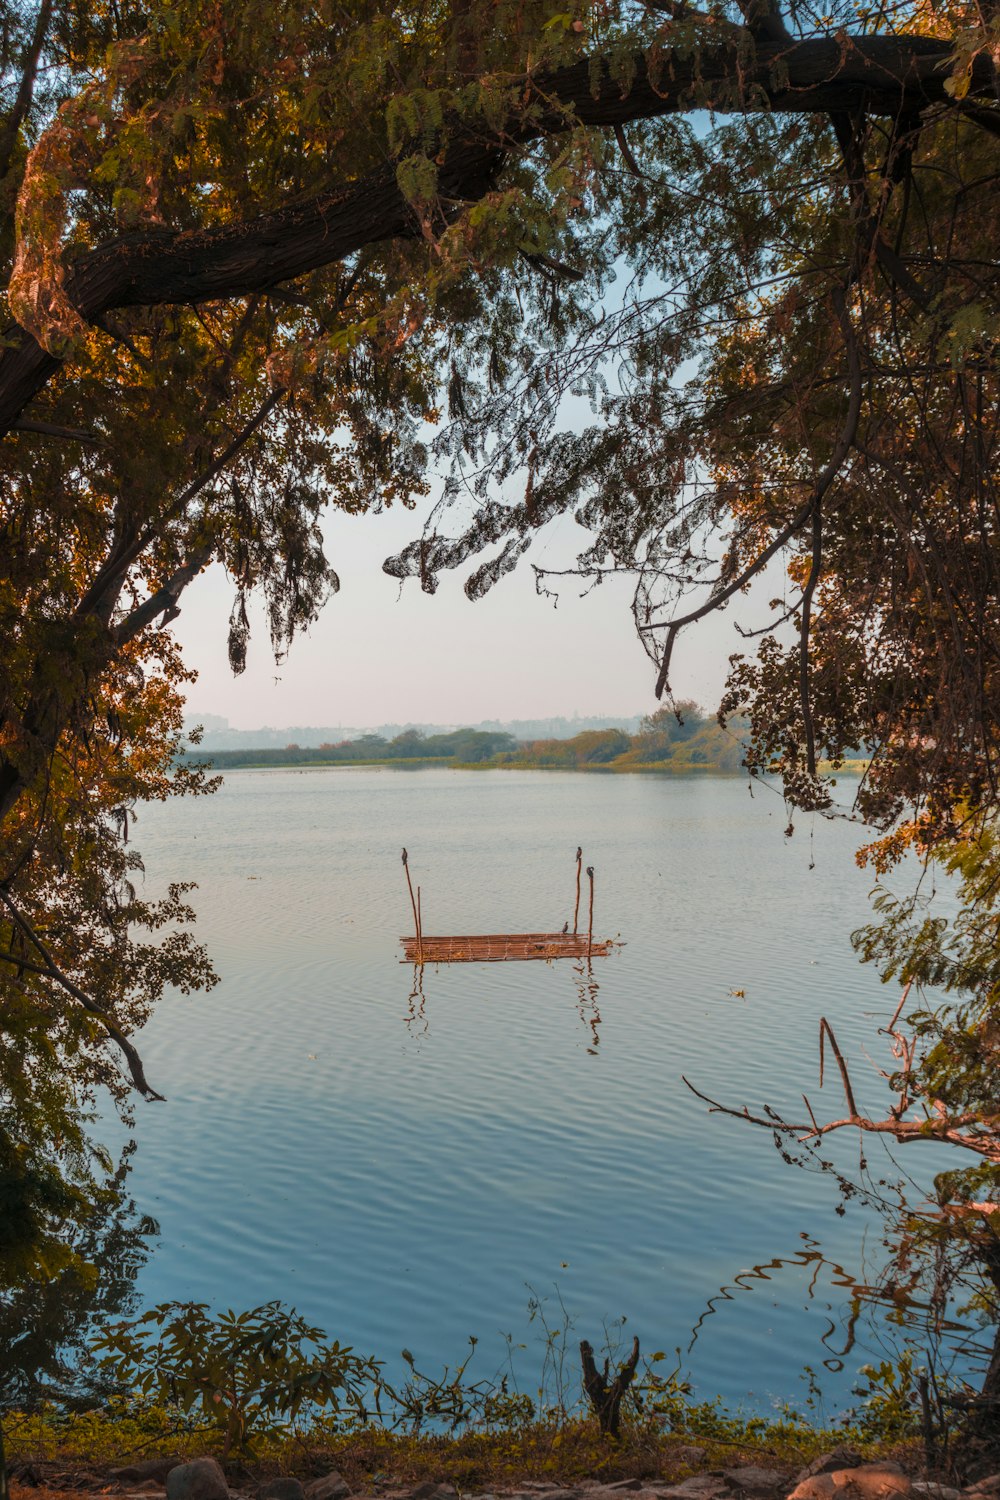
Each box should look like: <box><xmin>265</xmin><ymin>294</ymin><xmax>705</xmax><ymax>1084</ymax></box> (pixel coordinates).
<box><xmin>21</xmin><ymin>1447</ymin><xmax>993</xmax><ymax>1500</ymax></box>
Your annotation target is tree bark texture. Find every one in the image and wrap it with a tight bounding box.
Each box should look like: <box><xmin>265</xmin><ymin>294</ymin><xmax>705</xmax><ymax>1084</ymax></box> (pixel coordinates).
<box><xmin>0</xmin><ymin>33</ymin><xmax>990</xmax><ymax>436</ymax></box>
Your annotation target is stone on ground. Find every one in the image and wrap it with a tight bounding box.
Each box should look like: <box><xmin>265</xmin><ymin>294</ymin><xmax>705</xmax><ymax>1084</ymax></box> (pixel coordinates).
<box><xmin>258</xmin><ymin>1481</ymin><xmax>305</xmax><ymax>1500</ymax></box>
<box><xmin>304</xmin><ymin>1476</ymin><xmax>351</xmax><ymax>1500</ymax></box>
<box><xmin>789</xmin><ymin>1463</ymin><xmax>911</xmax><ymax>1500</ymax></box>
<box><xmin>166</xmin><ymin>1458</ymin><xmax>230</xmax><ymax>1500</ymax></box>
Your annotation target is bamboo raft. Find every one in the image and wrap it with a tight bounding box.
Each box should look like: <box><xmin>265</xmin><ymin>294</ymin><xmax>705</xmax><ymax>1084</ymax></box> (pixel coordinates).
<box><xmin>400</xmin><ymin>931</ymin><xmax>614</xmax><ymax>963</ymax></box>
<box><xmin>399</xmin><ymin>847</ymin><xmax>615</xmax><ymax>965</ymax></box>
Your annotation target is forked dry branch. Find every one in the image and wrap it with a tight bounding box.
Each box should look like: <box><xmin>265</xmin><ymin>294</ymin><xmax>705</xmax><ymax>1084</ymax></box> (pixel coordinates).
<box><xmin>683</xmin><ymin>1003</ymin><xmax>1000</xmax><ymax>1167</ymax></box>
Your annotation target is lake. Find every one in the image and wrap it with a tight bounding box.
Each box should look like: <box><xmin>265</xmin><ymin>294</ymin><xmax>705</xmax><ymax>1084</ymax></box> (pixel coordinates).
<box><xmin>116</xmin><ymin>766</ymin><xmax>942</xmax><ymax>1420</ymax></box>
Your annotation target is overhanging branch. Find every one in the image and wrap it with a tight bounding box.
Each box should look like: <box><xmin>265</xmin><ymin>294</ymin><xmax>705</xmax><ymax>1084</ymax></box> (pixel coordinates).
<box><xmin>0</xmin><ymin>33</ymin><xmax>989</xmax><ymax>436</ymax></box>
<box><xmin>0</xmin><ymin>888</ymin><xmax>164</xmax><ymax>1100</ymax></box>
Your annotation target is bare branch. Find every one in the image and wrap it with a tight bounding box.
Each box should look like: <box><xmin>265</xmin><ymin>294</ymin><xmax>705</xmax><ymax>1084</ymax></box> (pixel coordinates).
<box><xmin>0</xmin><ymin>888</ymin><xmax>164</xmax><ymax>1100</ymax></box>
<box><xmin>884</xmin><ymin>980</ymin><xmax>913</xmax><ymax>1038</ymax></box>
<box><xmin>819</xmin><ymin>1016</ymin><xmax>859</xmax><ymax>1116</ymax></box>
<box><xmin>75</xmin><ymin>388</ymin><xmax>284</xmax><ymax>624</ymax></box>
<box><xmin>646</xmin><ymin>501</ymin><xmax>813</xmax><ymax>696</ymax></box>
<box><xmin>11</xmin><ymin>418</ymin><xmax>99</xmax><ymax>442</ymax></box>
<box><xmin>613</xmin><ymin>122</ymin><xmax>648</xmax><ymax>179</ymax></box>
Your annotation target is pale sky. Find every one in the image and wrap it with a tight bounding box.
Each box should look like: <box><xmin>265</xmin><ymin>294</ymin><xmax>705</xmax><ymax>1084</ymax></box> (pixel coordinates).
<box><xmin>173</xmin><ymin>493</ymin><xmax>762</xmax><ymax>729</ymax></box>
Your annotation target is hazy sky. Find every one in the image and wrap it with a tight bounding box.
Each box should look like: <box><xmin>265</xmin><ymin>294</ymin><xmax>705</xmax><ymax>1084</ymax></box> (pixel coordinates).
<box><xmin>174</xmin><ymin>492</ymin><xmax>756</xmax><ymax>729</ymax></box>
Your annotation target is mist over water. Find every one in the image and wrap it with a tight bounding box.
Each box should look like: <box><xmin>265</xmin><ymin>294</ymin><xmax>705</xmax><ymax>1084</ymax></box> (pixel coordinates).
<box><xmin>117</xmin><ymin>767</ymin><xmax>938</xmax><ymax>1416</ymax></box>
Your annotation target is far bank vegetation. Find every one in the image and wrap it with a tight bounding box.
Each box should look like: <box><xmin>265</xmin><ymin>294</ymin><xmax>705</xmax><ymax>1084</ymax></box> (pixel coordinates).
<box><xmin>189</xmin><ymin>706</ymin><xmax>763</xmax><ymax>775</ymax></box>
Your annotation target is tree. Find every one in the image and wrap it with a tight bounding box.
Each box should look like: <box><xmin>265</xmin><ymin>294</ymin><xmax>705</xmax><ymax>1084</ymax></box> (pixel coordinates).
<box><xmin>2</xmin><ymin>0</ymin><xmax>1000</xmax><ymax>1441</ymax></box>
<box><xmin>1</xmin><ymin>0</ymin><xmax>997</xmax><ymax>1105</ymax></box>
<box><xmin>636</xmin><ymin>702</ymin><xmax>705</xmax><ymax>761</ymax></box>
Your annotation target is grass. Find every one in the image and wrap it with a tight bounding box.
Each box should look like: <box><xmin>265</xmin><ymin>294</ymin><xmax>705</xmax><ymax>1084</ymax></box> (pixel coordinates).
<box><xmin>4</xmin><ymin>1403</ymin><xmax>916</xmax><ymax>1491</ymax></box>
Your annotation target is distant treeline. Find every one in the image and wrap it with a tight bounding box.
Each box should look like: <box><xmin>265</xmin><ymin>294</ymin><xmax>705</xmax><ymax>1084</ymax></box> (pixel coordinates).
<box><xmin>186</xmin><ymin>705</ymin><xmax>748</xmax><ymax>774</ymax></box>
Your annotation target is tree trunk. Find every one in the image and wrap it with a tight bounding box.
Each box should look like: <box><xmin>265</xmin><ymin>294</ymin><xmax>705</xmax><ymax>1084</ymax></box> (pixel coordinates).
<box><xmin>1</xmin><ymin>1413</ymin><xmax>9</xmax><ymax>1500</ymax></box>
<box><xmin>975</xmin><ymin>1250</ymin><xmax>1000</xmax><ymax>1429</ymax></box>
<box><xmin>580</xmin><ymin>1335</ymin><xmax>640</xmax><ymax>1438</ymax></box>
<box><xmin>963</xmin><ymin>1239</ymin><xmax>1000</xmax><ymax>1448</ymax></box>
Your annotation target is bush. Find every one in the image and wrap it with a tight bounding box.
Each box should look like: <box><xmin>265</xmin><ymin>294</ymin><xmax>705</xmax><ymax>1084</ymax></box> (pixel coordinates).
<box><xmin>90</xmin><ymin>1301</ymin><xmax>379</xmax><ymax>1455</ymax></box>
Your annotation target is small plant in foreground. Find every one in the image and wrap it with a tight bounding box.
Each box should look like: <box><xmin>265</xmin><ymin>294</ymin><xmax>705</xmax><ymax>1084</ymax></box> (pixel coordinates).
<box><xmin>90</xmin><ymin>1301</ymin><xmax>379</xmax><ymax>1455</ymax></box>
<box><xmin>847</xmin><ymin>1354</ymin><xmax>921</xmax><ymax>1443</ymax></box>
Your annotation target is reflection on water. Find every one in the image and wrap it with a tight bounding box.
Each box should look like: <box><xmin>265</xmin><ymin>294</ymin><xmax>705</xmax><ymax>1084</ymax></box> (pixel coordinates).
<box><xmin>573</xmin><ymin>961</ymin><xmax>603</xmax><ymax>1054</ymax></box>
<box><xmin>406</xmin><ymin>960</ymin><xmax>603</xmax><ymax>1053</ymax></box>
<box><xmin>0</xmin><ymin>1143</ymin><xmax>155</xmax><ymax>1406</ymax></box>
<box><xmin>113</xmin><ymin>767</ymin><xmax>961</xmax><ymax>1412</ymax></box>
<box><xmin>688</xmin><ymin>1233</ymin><xmax>863</xmax><ymax>1374</ymax></box>
<box><xmin>406</xmin><ymin>965</ymin><xmax>429</xmax><ymax>1040</ymax></box>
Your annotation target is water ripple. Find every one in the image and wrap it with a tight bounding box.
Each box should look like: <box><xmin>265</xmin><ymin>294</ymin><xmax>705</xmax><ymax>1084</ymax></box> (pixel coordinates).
<box><xmin>117</xmin><ymin>769</ymin><xmax>922</xmax><ymax>1413</ymax></box>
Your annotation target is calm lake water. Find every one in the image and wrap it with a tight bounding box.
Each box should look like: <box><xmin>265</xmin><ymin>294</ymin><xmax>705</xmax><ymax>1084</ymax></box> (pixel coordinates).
<box><xmin>117</xmin><ymin>767</ymin><xmax>944</xmax><ymax>1418</ymax></box>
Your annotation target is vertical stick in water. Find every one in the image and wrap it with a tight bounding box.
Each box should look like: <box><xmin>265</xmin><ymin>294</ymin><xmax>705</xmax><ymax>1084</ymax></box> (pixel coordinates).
<box><xmin>402</xmin><ymin>848</ymin><xmax>421</xmax><ymax>957</ymax></box>
<box><xmin>416</xmin><ymin>885</ymin><xmax>423</xmax><ymax>966</ymax></box>
<box><xmin>573</xmin><ymin>846</ymin><xmax>582</xmax><ymax>934</ymax></box>
<box><xmin>586</xmin><ymin>865</ymin><xmax>595</xmax><ymax>960</ymax></box>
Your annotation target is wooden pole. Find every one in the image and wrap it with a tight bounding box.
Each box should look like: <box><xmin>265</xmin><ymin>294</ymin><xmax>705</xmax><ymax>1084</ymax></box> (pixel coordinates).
<box><xmin>416</xmin><ymin>885</ymin><xmax>423</xmax><ymax>965</ymax></box>
<box><xmin>402</xmin><ymin>849</ymin><xmax>421</xmax><ymax>960</ymax></box>
<box><xmin>573</xmin><ymin>846</ymin><xmax>582</xmax><ymax>934</ymax></box>
<box><xmin>586</xmin><ymin>865</ymin><xmax>595</xmax><ymax>960</ymax></box>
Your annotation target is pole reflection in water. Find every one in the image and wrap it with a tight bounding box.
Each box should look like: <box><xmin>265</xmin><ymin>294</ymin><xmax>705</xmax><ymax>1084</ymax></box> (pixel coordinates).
<box><xmin>573</xmin><ymin>959</ymin><xmax>602</xmax><ymax>1053</ymax></box>
<box><xmin>405</xmin><ymin>963</ymin><xmax>429</xmax><ymax>1040</ymax></box>
<box><xmin>401</xmin><ymin>961</ymin><xmax>603</xmax><ymax>1052</ymax></box>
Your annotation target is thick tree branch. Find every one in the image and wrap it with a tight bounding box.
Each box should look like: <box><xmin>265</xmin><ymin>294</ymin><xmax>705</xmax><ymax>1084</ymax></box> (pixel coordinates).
<box><xmin>0</xmin><ymin>34</ymin><xmax>986</xmax><ymax>436</ymax></box>
<box><xmin>11</xmin><ymin>418</ymin><xmax>99</xmax><ymax>442</ymax></box>
<box><xmin>736</xmin><ymin>0</ymin><xmax>792</xmax><ymax>46</ymax></box>
<box><xmin>115</xmin><ymin>543</ymin><xmax>214</xmax><ymax>645</ymax></box>
<box><xmin>75</xmin><ymin>387</ymin><xmax>284</xmax><ymax>623</ymax></box>
<box><xmin>0</xmin><ymin>0</ymin><xmax>54</xmax><ymax>182</ymax></box>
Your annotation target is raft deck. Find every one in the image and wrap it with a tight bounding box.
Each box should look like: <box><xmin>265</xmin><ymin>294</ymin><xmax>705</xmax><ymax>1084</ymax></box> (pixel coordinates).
<box><xmin>400</xmin><ymin>931</ymin><xmax>613</xmax><ymax>963</ymax></box>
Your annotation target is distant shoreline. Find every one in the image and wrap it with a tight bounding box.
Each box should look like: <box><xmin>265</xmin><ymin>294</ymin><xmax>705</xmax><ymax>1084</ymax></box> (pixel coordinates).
<box><xmin>182</xmin><ymin>752</ymin><xmax>868</xmax><ymax>777</ymax></box>
<box><xmin>178</xmin><ymin>710</ymin><xmax>867</xmax><ymax>778</ymax></box>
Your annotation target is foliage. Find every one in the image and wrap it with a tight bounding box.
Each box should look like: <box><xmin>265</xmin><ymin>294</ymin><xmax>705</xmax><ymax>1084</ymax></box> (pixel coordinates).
<box><xmin>90</xmin><ymin>1301</ymin><xmax>380</xmax><ymax>1455</ymax></box>
<box><xmin>0</xmin><ymin>1136</ymin><xmax>156</xmax><ymax>1410</ymax></box>
<box><xmin>3</xmin><ymin>1373</ymin><xmax>909</xmax><ymax>1479</ymax></box>
<box><xmin>0</xmin><ymin>0</ymin><xmax>994</xmax><ymax>1126</ymax></box>
<box><xmin>846</xmin><ymin>1356</ymin><xmax>922</xmax><ymax>1445</ymax></box>
<box><xmin>193</xmin><ymin>708</ymin><xmax>748</xmax><ymax>773</ymax></box>
<box><xmin>849</xmin><ymin>834</ymin><xmax>1000</xmax><ymax>1417</ymax></box>
<box><xmin>0</xmin><ymin>1402</ymin><xmax>834</xmax><ymax>1481</ymax></box>
<box><xmin>372</xmin><ymin>1341</ymin><xmax>536</xmax><ymax>1436</ymax></box>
